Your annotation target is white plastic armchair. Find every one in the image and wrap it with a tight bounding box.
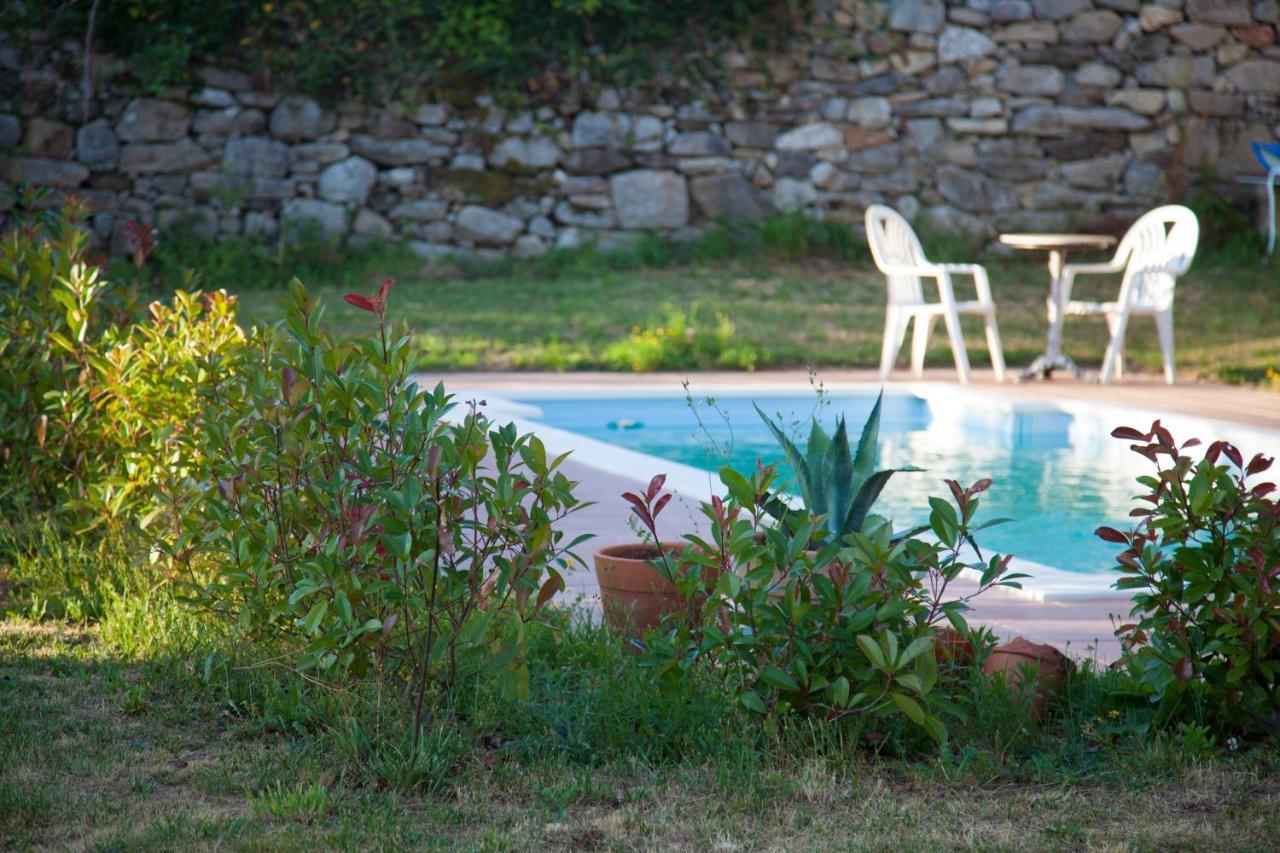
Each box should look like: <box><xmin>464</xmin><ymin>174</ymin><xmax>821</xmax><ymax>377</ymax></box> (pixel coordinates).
<box><xmin>1061</xmin><ymin>205</ymin><xmax>1199</xmax><ymax>385</ymax></box>
<box><xmin>864</xmin><ymin>204</ymin><xmax>1005</xmax><ymax>385</ymax></box>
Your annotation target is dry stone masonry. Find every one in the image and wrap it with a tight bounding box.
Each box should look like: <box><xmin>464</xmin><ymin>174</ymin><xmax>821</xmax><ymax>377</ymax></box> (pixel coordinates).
<box><xmin>3</xmin><ymin>0</ymin><xmax>1279</xmax><ymax>258</ymax></box>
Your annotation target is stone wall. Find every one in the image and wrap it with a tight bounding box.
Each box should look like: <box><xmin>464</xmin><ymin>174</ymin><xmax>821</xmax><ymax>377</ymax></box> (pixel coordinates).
<box><xmin>3</xmin><ymin>0</ymin><xmax>1279</xmax><ymax>259</ymax></box>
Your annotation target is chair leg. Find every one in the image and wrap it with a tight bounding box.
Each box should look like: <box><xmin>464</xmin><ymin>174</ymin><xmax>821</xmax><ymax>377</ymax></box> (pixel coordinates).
<box><xmin>879</xmin><ymin>308</ymin><xmax>908</xmax><ymax>381</ymax></box>
<box><xmin>911</xmin><ymin>314</ymin><xmax>937</xmax><ymax>378</ymax></box>
<box><xmin>1104</xmin><ymin>313</ymin><xmax>1124</xmax><ymax>379</ymax></box>
<box><xmin>941</xmin><ymin>308</ymin><xmax>971</xmax><ymax>385</ymax></box>
<box><xmin>1155</xmin><ymin>310</ymin><xmax>1176</xmax><ymax>385</ymax></box>
<box><xmin>1100</xmin><ymin>310</ymin><xmax>1129</xmax><ymax>385</ymax></box>
<box><xmin>983</xmin><ymin>309</ymin><xmax>1006</xmax><ymax>383</ymax></box>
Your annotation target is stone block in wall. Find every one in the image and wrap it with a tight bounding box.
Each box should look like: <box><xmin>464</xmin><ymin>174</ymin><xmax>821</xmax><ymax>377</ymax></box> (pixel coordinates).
<box><xmin>888</xmin><ymin>0</ymin><xmax>946</xmax><ymax>34</ymax></box>
<box><xmin>994</xmin><ymin>21</ymin><xmax>1061</xmax><ymax>41</ymax></box>
<box><xmin>776</xmin><ymin>122</ymin><xmax>844</xmax><ymax>150</ymax></box>
<box><xmin>1186</xmin><ymin>0</ymin><xmax>1254</xmax><ymax>25</ymax></box>
<box><xmin>847</xmin><ymin>97</ymin><xmax>894</xmax><ymax>129</ymax></box>
<box><xmin>116</xmin><ymin>98</ymin><xmax>190</xmax><ymax>142</ymax></box>
<box><xmin>390</xmin><ymin>199</ymin><xmax>449</xmax><ymax>221</ymax></box>
<box><xmin>1224</xmin><ymin>60</ymin><xmax>1280</xmax><ymax>93</ymax></box>
<box><xmin>119</xmin><ymin>140</ymin><xmax>213</xmax><ymax>174</ymax></box>
<box><xmin>191</xmin><ymin>88</ymin><xmax>235</xmax><ymax>109</ymax></box>
<box><xmin>450</xmin><ymin>154</ymin><xmax>486</xmax><ymax>171</ymax></box>
<box><xmin>1124</xmin><ymin>159</ymin><xmax>1166</xmax><ymax>197</ymax></box>
<box><xmin>295</xmin><ymin>142</ymin><xmax>351</xmax><ymax>164</ymax></box>
<box><xmin>1231</xmin><ymin>23</ymin><xmax>1276</xmax><ymax>47</ymax></box>
<box><xmin>936</xmin><ymin>164</ymin><xmax>1016</xmax><ymax>212</ymax></box>
<box><xmin>1135</xmin><ymin>56</ymin><xmax>1216</xmax><ymax>88</ymax></box>
<box><xmin>771</xmin><ymin>178</ymin><xmax>816</xmax><ymax>211</ymax></box>
<box><xmin>270</xmin><ymin>96</ymin><xmax>335</xmax><ymax>141</ymax></box>
<box><xmin>223</xmin><ymin>136</ymin><xmax>290</xmax><ymax>179</ymax></box>
<box><xmin>554</xmin><ymin>201</ymin><xmax>616</xmax><ymax>228</ymax></box>
<box><xmin>1033</xmin><ymin>0</ymin><xmax>1090</xmax><ymax>20</ymax></box>
<box><xmin>899</xmin><ymin>97</ymin><xmax>969</xmax><ymax>118</ymax></box>
<box><xmin>689</xmin><ymin>172</ymin><xmax>765</xmax><ymax>220</ymax></box>
<box><xmin>282</xmin><ymin>198</ymin><xmax>349</xmax><ymax>240</ymax></box>
<box><xmin>349</xmin><ymin>135</ymin><xmax>450</xmax><ymax>166</ymax></box>
<box><xmin>353</xmin><ymin>208</ymin><xmax>393</xmax><ymax>238</ymax></box>
<box><xmin>724</xmin><ymin>121</ymin><xmax>778</xmax><ymax>148</ymax></box>
<box><xmin>410</xmin><ymin>104</ymin><xmax>449</xmax><ymax>126</ymax></box>
<box><xmin>1012</xmin><ymin>44</ymin><xmax>1098</xmax><ymax>66</ymax></box>
<box><xmin>1170</xmin><ymin>23</ymin><xmax>1231</xmax><ymax>48</ymax></box>
<box><xmin>23</xmin><ymin>118</ymin><xmax>73</xmax><ymax>157</ymax></box>
<box><xmin>75</xmin><ymin>119</ymin><xmax>119</xmax><ymax>170</ymax></box>
<box><xmin>610</xmin><ymin>170</ymin><xmax>688</xmax><ymax>229</ymax></box>
<box><xmin>562</xmin><ymin>147</ymin><xmax>632</xmax><ymax>175</ymax></box>
<box><xmin>997</xmin><ymin>64</ymin><xmax>1067</xmax><ymax>95</ymax></box>
<box><xmin>318</xmin><ymin>156</ymin><xmax>377</xmax><ymax>204</ymax></box>
<box><xmin>456</xmin><ymin>205</ymin><xmax>524</xmax><ymax>245</ymax></box>
<box><xmin>1188</xmin><ymin>90</ymin><xmax>1246</xmax><ymax>115</ymax></box>
<box><xmin>947</xmin><ymin>117</ymin><xmax>1010</xmax><ymax>134</ymax></box>
<box><xmin>490</xmin><ymin>136</ymin><xmax>561</xmax><ymax>171</ymax></box>
<box><xmin>1106</xmin><ymin>89</ymin><xmax>1167</xmax><ymax>115</ymax></box>
<box><xmin>1060</xmin><ymin>154</ymin><xmax>1129</xmax><ymax>189</ymax></box>
<box><xmin>1012</xmin><ymin>105</ymin><xmax>1152</xmax><ymax>135</ymax></box>
<box><xmin>1042</xmin><ymin>131</ymin><xmax>1129</xmax><ymax>160</ymax></box>
<box><xmin>775</xmin><ymin>150</ymin><xmax>817</xmax><ymax>177</ymax></box>
<box><xmin>846</xmin><ymin>145</ymin><xmax>901</xmax><ymax>174</ymax></box>
<box><xmin>3</xmin><ymin>158</ymin><xmax>88</xmax><ymax>188</ymax></box>
<box><xmin>1075</xmin><ymin>62</ymin><xmax>1123</xmax><ymax>87</ymax></box>
<box><xmin>668</xmin><ymin>132</ymin><xmax>731</xmax><ymax>157</ymax></box>
<box><xmin>992</xmin><ymin>0</ymin><xmax>1034</xmax><ymax>21</ymax></box>
<box><xmin>1139</xmin><ymin>5</ymin><xmax>1185</xmax><ymax>31</ymax></box>
<box><xmin>1064</xmin><ymin>10</ymin><xmax>1125</xmax><ymax>42</ymax></box>
<box><xmin>0</xmin><ymin>115</ymin><xmax>19</xmax><ymax>148</ymax></box>
<box><xmin>571</xmin><ymin>111</ymin><xmax>630</xmax><ymax>148</ymax></box>
<box><xmin>938</xmin><ymin>26</ymin><xmax>998</xmax><ymax>62</ymax></box>
<box><xmin>196</xmin><ymin>67</ymin><xmax>254</xmax><ymax>92</ymax></box>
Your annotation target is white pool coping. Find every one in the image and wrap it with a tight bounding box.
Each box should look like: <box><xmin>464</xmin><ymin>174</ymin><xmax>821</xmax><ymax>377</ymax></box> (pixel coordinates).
<box><xmin>444</xmin><ymin>379</ymin><xmax>1280</xmax><ymax>602</ymax></box>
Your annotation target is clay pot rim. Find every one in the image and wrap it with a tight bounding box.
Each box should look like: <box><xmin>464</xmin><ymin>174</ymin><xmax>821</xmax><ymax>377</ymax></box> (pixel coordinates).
<box><xmin>594</xmin><ymin>542</ymin><xmax>687</xmax><ymax>563</ymax></box>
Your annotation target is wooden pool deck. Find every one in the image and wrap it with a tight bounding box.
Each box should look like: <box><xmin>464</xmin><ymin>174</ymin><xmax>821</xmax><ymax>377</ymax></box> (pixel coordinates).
<box><xmin>425</xmin><ymin>369</ymin><xmax>1278</xmax><ymax>662</ymax></box>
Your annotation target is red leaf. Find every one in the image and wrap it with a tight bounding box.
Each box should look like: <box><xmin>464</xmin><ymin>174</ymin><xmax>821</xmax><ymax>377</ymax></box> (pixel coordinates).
<box><xmin>1111</xmin><ymin>426</ymin><xmax>1148</xmax><ymax>441</ymax></box>
<box><xmin>1246</xmin><ymin>454</ymin><xmax>1274</xmax><ymax>476</ymax></box>
<box><xmin>944</xmin><ymin>478</ymin><xmax>964</xmax><ymax>504</ymax></box>
<box><xmin>1096</xmin><ymin>526</ymin><xmax>1129</xmax><ymax>544</ymax></box>
<box><xmin>652</xmin><ymin>493</ymin><xmax>672</xmax><ymax>519</ymax></box>
<box><xmin>378</xmin><ymin>278</ymin><xmax>394</xmax><ymax>303</ymax></box>
<box><xmin>646</xmin><ymin>473</ymin><xmax>667</xmax><ymax>501</ymax></box>
<box><xmin>1174</xmin><ymin>657</ymin><xmax>1193</xmax><ymax>682</ymax></box>
<box><xmin>1252</xmin><ymin>482</ymin><xmax>1276</xmax><ymax>497</ymax></box>
<box><xmin>535</xmin><ymin>574</ymin><xmax>564</xmax><ymax>609</ymax></box>
<box><xmin>1223</xmin><ymin>444</ymin><xmax>1243</xmax><ymax>469</ymax></box>
<box><xmin>1181</xmin><ymin>438</ymin><xmax>1202</xmax><ymax>449</ymax></box>
<box><xmin>343</xmin><ymin>294</ymin><xmax>378</xmax><ymax>313</ymax></box>
<box><xmin>968</xmin><ymin>478</ymin><xmax>993</xmax><ymax>496</ymax></box>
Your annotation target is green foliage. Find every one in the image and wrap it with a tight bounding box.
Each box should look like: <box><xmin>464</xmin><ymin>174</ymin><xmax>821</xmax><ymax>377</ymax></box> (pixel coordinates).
<box><xmin>7</xmin><ymin>1</ymin><xmax>803</xmax><ymax>100</ymax></box>
<box><xmin>177</xmin><ymin>278</ymin><xmax>587</xmax><ymax>737</ymax></box>
<box><xmin>632</xmin><ymin>465</ymin><xmax>1024</xmax><ymax>744</ymax></box>
<box><xmin>1101</xmin><ymin>421</ymin><xmax>1280</xmax><ymax>739</ymax></box>
<box><xmin>602</xmin><ymin>303</ymin><xmax>762</xmax><ymax>371</ymax></box>
<box><xmin>0</xmin><ymin>200</ymin><xmax>248</xmax><ymax>531</ymax></box>
<box><xmin>755</xmin><ymin>391</ymin><xmax>923</xmax><ymax>545</ymax></box>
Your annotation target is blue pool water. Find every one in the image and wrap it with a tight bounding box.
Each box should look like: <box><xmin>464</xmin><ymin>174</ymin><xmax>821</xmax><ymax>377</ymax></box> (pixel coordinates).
<box><xmin>517</xmin><ymin>392</ymin><xmax>1145</xmax><ymax>575</ymax></box>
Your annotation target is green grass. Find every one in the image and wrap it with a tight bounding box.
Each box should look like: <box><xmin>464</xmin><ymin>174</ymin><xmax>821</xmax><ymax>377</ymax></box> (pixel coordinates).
<box><xmin>3</xmin><ymin>616</ymin><xmax>1279</xmax><ymax>851</ymax></box>
<box><xmin>164</xmin><ymin>219</ymin><xmax>1280</xmax><ymax>385</ymax></box>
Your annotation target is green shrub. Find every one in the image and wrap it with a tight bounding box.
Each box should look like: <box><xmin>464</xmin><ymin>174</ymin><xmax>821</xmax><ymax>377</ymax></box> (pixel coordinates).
<box><xmin>7</xmin><ymin>1</ymin><xmax>803</xmax><ymax>100</ymax></box>
<box><xmin>0</xmin><ymin>200</ymin><xmax>247</xmax><ymax>531</ymax></box>
<box><xmin>178</xmin><ymin>278</ymin><xmax>587</xmax><ymax>741</ymax></box>
<box><xmin>630</xmin><ymin>465</ymin><xmax>1023</xmax><ymax>744</ymax></box>
<box><xmin>1100</xmin><ymin>421</ymin><xmax>1280</xmax><ymax>739</ymax></box>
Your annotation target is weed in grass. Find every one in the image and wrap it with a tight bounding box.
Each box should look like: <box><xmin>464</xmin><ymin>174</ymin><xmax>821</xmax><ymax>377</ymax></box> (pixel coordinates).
<box><xmin>248</xmin><ymin>780</ymin><xmax>333</xmax><ymax>823</ymax></box>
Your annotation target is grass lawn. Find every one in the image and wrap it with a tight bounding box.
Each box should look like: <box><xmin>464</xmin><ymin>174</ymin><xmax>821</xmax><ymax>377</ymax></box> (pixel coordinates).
<box><xmin>5</xmin><ymin>618</ymin><xmax>1280</xmax><ymax>851</ymax></box>
<box><xmin>221</xmin><ymin>245</ymin><xmax>1279</xmax><ymax>384</ymax></box>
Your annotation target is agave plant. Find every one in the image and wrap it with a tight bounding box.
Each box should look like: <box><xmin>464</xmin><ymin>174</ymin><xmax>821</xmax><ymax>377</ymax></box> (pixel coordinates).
<box><xmin>754</xmin><ymin>391</ymin><xmax>922</xmax><ymax>544</ymax></box>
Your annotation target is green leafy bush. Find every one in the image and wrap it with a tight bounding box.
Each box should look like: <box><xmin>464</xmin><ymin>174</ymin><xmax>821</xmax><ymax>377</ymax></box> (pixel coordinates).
<box><xmin>178</xmin><ymin>278</ymin><xmax>587</xmax><ymax>737</ymax></box>
<box><xmin>0</xmin><ymin>200</ymin><xmax>247</xmax><ymax>531</ymax></box>
<box><xmin>7</xmin><ymin>1</ymin><xmax>802</xmax><ymax>99</ymax></box>
<box><xmin>630</xmin><ymin>465</ymin><xmax>1022</xmax><ymax>743</ymax></box>
<box><xmin>1101</xmin><ymin>421</ymin><xmax>1280</xmax><ymax>738</ymax></box>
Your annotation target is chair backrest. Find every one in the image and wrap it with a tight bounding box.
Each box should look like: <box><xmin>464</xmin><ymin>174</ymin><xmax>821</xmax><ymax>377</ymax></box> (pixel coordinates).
<box><xmin>1113</xmin><ymin>205</ymin><xmax>1200</xmax><ymax>311</ymax></box>
<box><xmin>865</xmin><ymin>204</ymin><xmax>929</xmax><ymax>305</ymax></box>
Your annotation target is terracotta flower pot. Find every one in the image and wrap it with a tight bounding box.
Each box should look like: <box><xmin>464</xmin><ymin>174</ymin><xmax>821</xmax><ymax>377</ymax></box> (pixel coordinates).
<box><xmin>933</xmin><ymin>626</ymin><xmax>975</xmax><ymax>666</ymax></box>
<box><xmin>593</xmin><ymin>543</ymin><xmax>691</xmax><ymax>634</ymax></box>
<box><xmin>982</xmin><ymin>636</ymin><xmax>1069</xmax><ymax>721</ymax></box>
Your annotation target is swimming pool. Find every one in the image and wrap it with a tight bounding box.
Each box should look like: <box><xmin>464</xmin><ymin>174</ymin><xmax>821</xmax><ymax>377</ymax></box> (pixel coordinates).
<box><xmin>475</xmin><ymin>383</ymin><xmax>1279</xmax><ymax>596</ymax></box>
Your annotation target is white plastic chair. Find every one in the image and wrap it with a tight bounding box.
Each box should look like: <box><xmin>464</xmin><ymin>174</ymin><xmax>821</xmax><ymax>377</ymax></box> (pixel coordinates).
<box><xmin>1061</xmin><ymin>205</ymin><xmax>1199</xmax><ymax>385</ymax></box>
<box><xmin>864</xmin><ymin>204</ymin><xmax>1005</xmax><ymax>385</ymax></box>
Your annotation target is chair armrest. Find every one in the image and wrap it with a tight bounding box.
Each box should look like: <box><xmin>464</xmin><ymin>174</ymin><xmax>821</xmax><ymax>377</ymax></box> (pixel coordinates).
<box><xmin>937</xmin><ymin>263</ymin><xmax>994</xmax><ymax>303</ymax></box>
<box><xmin>874</xmin><ymin>262</ymin><xmax>947</xmax><ymax>278</ymax></box>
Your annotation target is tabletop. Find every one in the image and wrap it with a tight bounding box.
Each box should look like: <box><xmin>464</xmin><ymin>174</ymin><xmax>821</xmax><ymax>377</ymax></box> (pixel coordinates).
<box><xmin>998</xmin><ymin>233</ymin><xmax>1117</xmax><ymax>251</ymax></box>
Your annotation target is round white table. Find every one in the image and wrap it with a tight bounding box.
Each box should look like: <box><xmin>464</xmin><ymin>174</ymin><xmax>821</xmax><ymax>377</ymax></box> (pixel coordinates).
<box><xmin>999</xmin><ymin>233</ymin><xmax>1118</xmax><ymax>380</ymax></box>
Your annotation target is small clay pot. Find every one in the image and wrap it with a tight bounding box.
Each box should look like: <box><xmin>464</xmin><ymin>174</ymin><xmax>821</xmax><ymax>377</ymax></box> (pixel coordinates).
<box><xmin>982</xmin><ymin>636</ymin><xmax>1070</xmax><ymax>721</ymax></box>
<box><xmin>933</xmin><ymin>626</ymin><xmax>975</xmax><ymax>666</ymax></box>
<box><xmin>593</xmin><ymin>543</ymin><xmax>690</xmax><ymax>634</ymax></box>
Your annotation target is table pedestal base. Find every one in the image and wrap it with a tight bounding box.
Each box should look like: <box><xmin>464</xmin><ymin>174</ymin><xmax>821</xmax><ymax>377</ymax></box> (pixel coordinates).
<box><xmin>1020</xmin><ymin>352</ymin><xmax>1091</xmax><ymax>381</ymax></box>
